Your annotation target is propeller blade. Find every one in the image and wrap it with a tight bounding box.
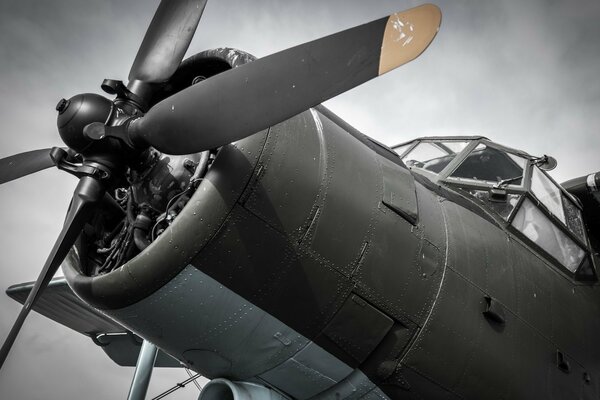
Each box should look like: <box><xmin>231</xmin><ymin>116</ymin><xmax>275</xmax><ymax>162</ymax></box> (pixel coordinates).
<box><xmin>129</xmin><ymin>4</ymin><xmax>441</xmax><ymax>154</ymax></box>
<box><xmin>0</xmin><ymin>148</ymin><xmax>56</xmax><ymax>185</ymax></box>
<box><xmin>129</xmin><ymin>0</ymin><xmax>208</xmax><ymax>83</ymax></box>
<box><xmin>0</xmin><ymin>176</ymin><xmax>104</xmax><ymax>369</ymax></box>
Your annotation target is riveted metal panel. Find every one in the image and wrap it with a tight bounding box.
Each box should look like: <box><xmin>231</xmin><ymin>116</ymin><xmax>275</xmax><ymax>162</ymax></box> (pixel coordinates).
<box><xmin>402</xmin><ymin>268</ymin><xmax>484</xmax><ymax>394</ymax></box>
<box><xmin>64</xmin><ymin>130</ymin><xmax>268</xmax><ymax>309</ymax></box>
<box><xmin>354</xmin><ymin>182</ymin><xmax>444</xmax><ymax>326</ymax></box>
<box><xmin>107</xmin><ymin>265</ymin><xmax>309</xmax><ymax>379</ymax></box>
<box><xmin>190</xmin><ymin>205</ymin><xmax>353</xmax><ymax>338</ymax></box>
<box><xmin>551</xmin><ymin>276</ymin><xmax>591</xmax><ymax>363</ymax></box>
<box><xmin>392</xmin><ymin>366</ymin><xmax>460</xmax><ymax>400</ymax></box>
<box><xmin>443</xmin><ymin>200</ymin><xmax>518</xmax><ymax>312</ymax></box>
<box><xmin>380</xmin><ymin>156</ymin><xmax>418</xmax><ymax>224</ymax></box>
<box><xmin>242</xmin><ymin>110</ymin><xmax>325</xmax><ymax>237</ymax></box>
<box><xmin>307</xmin><ymin>110</ymin><xmax>382</xmax><ymax>275</ymax></box>
<box><xmin>6</xmin><ymin>277</ymin><xmax>124</xmax><ymax>335</ymax></box>
<box><xmin>260</xmin><ymin>341</ymin><xmax>353</xmax><ymax>399</ymax></box>
<box><xmin>510</xmin><ymin>243</ymin><xmax>554</xmax><ymax>336</ymax></box>
<box><xmin>310</xmin><ymin>369</ymin><xmax>390</xmax><ymax>400</ymax></box>
<box><xmin>320</xmin><ymin>294</ymin><xmax>394</xmax><ymax>364</ymax></box>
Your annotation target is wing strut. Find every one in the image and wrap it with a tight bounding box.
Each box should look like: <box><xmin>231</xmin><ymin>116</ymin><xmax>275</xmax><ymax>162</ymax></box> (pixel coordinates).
<box><xmin>127</xmin><ymin>340</ymin><xmax>159</xmax><ymax>400</ymax></box>
<box><xmin>151</xmin><ymin>372</ymin><xmax>203</xmax><ymax>400</ymax></box>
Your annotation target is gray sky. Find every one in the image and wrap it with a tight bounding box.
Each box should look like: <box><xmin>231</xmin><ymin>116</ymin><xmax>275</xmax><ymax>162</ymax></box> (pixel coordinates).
<box><xmin>1</xmin><ymin>0</ymin><xmax>599</xmax><ymax>398</ymax></box>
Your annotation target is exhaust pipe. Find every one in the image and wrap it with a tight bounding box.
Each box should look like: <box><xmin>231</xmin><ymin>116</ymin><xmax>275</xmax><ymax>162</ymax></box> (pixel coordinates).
<box><xmin>198</xmin><ymin>379</ymin><xmax>288</xmax><ymax>400</ymax></box>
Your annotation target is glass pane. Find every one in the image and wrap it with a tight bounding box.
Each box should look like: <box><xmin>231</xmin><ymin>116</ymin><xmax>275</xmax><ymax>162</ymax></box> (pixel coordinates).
<box><xmin>576</xmin><ymin>256</ymin><xmax>596</xmax><ymax>280</ymax></box>
<box><xmin>562</xmin><ymin>194</ymin><xmax>586</xmax><ymax>242</ymax></box>
<box><xmin>450</xmin><ymin>144</ymin><xmax>526</xmax><ymax>185</ymax></box>
<box><xmin>403</xmin><ymin>141</ymin><xmax>468</xmax><ymax>174</ymax></box>
<box><xmin>393</xmin><ymin>143</ymin><xmax>412</xmax><ymax>157</ymax></box>
<box><xmin>403</xmin><ymin>142</ymin><xmax>446</xmax><ymax>166</ymax></box>
<box><xmin>531</xmin><ymin>167</ymin><xmax>565</xmax><ymax>223</ymax></box>
<box><xmin>512</xmin><ymin>198</ymin><xmax>585</xmax><ymax>272</ymax></box>
<box><xmin>441</xmin><ymin>141</ymin><xmax>470</xmax><ymax>154</ymax></box>
<box><xmin>469</xmin><ymin>190</ymin><xmax>521</xmax><ymax>220</ymax></box>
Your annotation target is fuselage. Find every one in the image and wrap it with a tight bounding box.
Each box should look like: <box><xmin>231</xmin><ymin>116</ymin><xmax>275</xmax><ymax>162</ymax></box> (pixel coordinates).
<box><xmin>63</xmin><ymin>51</ymin><xmax>600</xmax><ymax>400</ymax></box>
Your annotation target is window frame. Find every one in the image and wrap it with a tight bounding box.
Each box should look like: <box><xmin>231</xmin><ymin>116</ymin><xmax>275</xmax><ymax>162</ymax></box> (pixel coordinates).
<box><xmin>394</xmin><ymin>137</ymin><xmax>594</xmax><ymax>279</ymax></box>
<box><xmin>395</xmin><ymin>138</ymin><xmax>482</xmax><ymax>182</ymax></box>
<box><xmin>512</xmin><ymin>168</ymin><xmax>589</xmax><ymax>252</ymax></box>
<box><xmin>442</xmin><ymin>139</ymin><xmax>532</xmax><ymax>187</ymax></box>
<box><xmin>436</xmin><ymin>139</ymin><xmax>593</xmax><ymax>280</ymax></box>
<box><xmin>508</xmin><ymin>192</ymin><xmax>591</xmax><ymax>276</ymax></box>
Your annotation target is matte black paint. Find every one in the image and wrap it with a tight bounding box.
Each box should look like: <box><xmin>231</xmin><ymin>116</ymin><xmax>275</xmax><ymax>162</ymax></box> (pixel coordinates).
<box><xmin>62</xmin><ymin>51</ymin><xmax>600</xmax><ymax>399</ymax></box>
<box><xmin>131</xmin><ymin>17</ymin><xmax>387</xmax><ymax>154</ymax></box>
<box><xmin>128</xmin><ymin>0</ymin><xmax>207</xmax><ymax>83</ymax></box>
<box><xmin>0</xmin><ymin>148</ymin><xmax>56</xmax><ymax>185</ymax></box>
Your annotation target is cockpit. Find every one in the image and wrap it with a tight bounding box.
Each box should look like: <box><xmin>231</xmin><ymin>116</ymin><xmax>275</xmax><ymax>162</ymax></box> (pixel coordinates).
<box><xmin>393</xmin><ymin>136</ymin><xmax>594</xmax><ymax>280</ymax></box>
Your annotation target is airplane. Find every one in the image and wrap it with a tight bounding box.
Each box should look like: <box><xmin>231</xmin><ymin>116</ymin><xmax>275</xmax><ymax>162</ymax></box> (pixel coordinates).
<box><xmin>0</xmin><ymin>1</ymin><xmax>599</xmax><ymax>400</ymax></box>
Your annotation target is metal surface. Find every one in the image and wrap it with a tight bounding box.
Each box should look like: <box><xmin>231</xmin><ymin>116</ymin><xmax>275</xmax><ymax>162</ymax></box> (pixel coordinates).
<box><xmin>7</xmin><ymin>278</ymin><xmax>180</xmax><ymax>367</ymax></box>
<box><xmin>259</xmin><ymin>342</ymin><xmax>352</xmax><ymax>399</ymax></box>
<box><xmin>129</xmin><ymin>5</ymin><xmax>441</xmax><ymax>155</ymax></box>
<box><xmin>128</xmin><ymin>0</ymin><xmax>207</xmax><ymax>83</ymax></box>
<box><xmin>0</xmin><ymin>148</ymin><xmax>56</xmax><ymax>185</ymax></box>
<box><xmin>198</xmin><ymin>379</ymin><xmax>288</xmax><ymax>400</ymax></box>
<box><xmin>105</xmin><ymin>264</ymin><xmax>357</xmax><ymax>392</ymax></box>
<box><xmin>0</xmin><ymin>175</ymin><xmax>105</xmax><ymax>368</ymax></box>
<box><xmin>62</xmin><ymin>127</ymin><xmax>269</xmax><ymax>310</ymax></box>
<box><xmin>127</xmin><ymin>340</ymin><xmax>159</xmax><ymax>400</ymax></box>
<box><xmin>151</xmin><ymin>372</ymin><xmax>202</xmax><ymax>400</ymax></box>
<box><xmin>66</xmin><ymin>109</ymin><xmax>600</xmax><ymax>399</ymax></box>
<box><xmin>3</xmin><ymin>0</ymin><xmax>600</xmax><ymax>398</ymax></box>
<box><xmin>95</xmin><ymin>333</ymin><xmax>181</xmax><ymax>368</ymax></box>
<box><xmin>6</xmin><ymin>278</ymin><xmax>126</xmax><ymax>335</ymax></box>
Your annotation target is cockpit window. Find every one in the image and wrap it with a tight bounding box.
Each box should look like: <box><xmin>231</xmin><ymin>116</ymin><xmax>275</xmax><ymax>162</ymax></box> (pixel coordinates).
<box><xmin>531</xmin><ymin>166</ymin><xmax>587</xmax><ymax>243</ymax></box>
<box><xmin>468</xmin><ymin>190</ymin><xmax>522</xmax><ymax>220</ymax></box>
<box><xmin>531</xmin><ymin>166</ymin><xmax>565</xmax><ymax>221</ymax></box>
<box><xmin>449</xmin><ymin>143</ymin><xmax>527</xmax><ymax>186</ymax></box>
<box><xmin>402</xmin><ymin>141</ymin><xmax>469</xmax><ymax>174</ymax></box>
<box><xmin>393</xmin><ymin>143</ymin><xmax>412</xmax><ymax>158</ymax></box>
<box><xmin>511</xmin><ymin>198</ymin><xmax>586</xmax><ymax>272</ymax></box>
<box><xmin>562</xmin><ymin>194</ymin><xmax>586</xmax><ymax>242</ymax></box>
<box><xmin>397</xmin><ymin>137</ymin><xmax>591</xmax><ymax>278</ymax></box>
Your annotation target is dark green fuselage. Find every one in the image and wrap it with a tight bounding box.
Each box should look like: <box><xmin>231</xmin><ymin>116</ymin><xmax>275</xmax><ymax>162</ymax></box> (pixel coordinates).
<box><xmin>65</xmin><ymin>102</ymin><xmax>600</xmax><ymax>399</ymax></box>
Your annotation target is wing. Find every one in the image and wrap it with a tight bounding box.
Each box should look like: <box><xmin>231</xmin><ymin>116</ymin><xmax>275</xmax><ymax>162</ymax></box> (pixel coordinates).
<box><xmin>6</xmin><ymin>277</ymin><xmax>180</xmax><ymax>367</ymax></box>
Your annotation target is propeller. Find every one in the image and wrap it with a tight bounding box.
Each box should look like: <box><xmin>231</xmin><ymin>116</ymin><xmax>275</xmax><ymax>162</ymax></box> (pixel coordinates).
<box><xmin>0</xmin><ymin>149</ymin><xmax>57</xmax><ymax>185</ymax></box>
<box><xmin>92</xmin><ymin>4</ymin><xmax>442</xmax><ymax>155</ymax></box>
<box><xmin>0</xmin><ymin>1</ymin><xmax>441</xmax><ymax>368</ymax></box>
<box><xmin>0</xmin><ymin>176</ymin><xmax>104</xmax><ymax>369</ymax></box>
<box><xmin>0</xmin><ymin>0</ymin><xmax>208</xmax><ymax>367</ymax></box>
<box><xmin>129</xmin><ymin>0</ymin><xmax>208</xmax><ymax>84</ymax></box>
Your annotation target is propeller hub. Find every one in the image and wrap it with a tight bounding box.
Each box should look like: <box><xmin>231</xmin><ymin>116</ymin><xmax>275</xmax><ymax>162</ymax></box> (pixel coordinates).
<box><xmin>57</xmin><ymin>93</ymin><xmax>113</xmax><ymax>153</ymax></box>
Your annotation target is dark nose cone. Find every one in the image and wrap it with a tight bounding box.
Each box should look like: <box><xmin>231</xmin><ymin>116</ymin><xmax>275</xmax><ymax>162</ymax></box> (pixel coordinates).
<box><xmin>57</xmin><ymin>93</ymin><xmax>112</xmax><ymax>153</ymax></box>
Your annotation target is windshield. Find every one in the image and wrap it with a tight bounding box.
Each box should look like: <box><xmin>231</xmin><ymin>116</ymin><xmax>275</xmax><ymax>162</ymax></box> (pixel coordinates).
<box><xmin>398</xmin><ymin>137</ymin><xmax>590</xmax><ymax>277</ymax></box>
<box><xmin>512</xmin><ymin>198</ymin><xmax>586</xmax><ymax>272</ymax></box>
<box><xmin>445</xmin><ymin>143</ymin><xmax>589</xmax><ymax>274</ymax></box>
<box><xmin>530</xmin><ymin>166</ymin><xmax>586</xmax><ymax>243</ymax></box>
<box><xmin>402</xmin><ymin>141</ymin><xmax>470</xmax><ymax>174</ymax></box>
<box><xmin>449</xmin><ymin>143</ymin><xmax>527</xmax><ymax>187</ymax></box>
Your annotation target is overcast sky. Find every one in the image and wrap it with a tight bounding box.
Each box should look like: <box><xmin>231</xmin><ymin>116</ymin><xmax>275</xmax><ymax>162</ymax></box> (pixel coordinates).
<box><xmin>1</xmin><ymin>0</ymin><xmax>599</xmax><ymax>399</ymax></box>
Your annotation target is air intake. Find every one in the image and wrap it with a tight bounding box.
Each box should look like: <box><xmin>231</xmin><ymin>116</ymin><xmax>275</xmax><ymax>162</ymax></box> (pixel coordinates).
<box><xmin>198</xmin><ymin>379</ymin><xmax>287</xmax><ymax>400</ymax></box>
